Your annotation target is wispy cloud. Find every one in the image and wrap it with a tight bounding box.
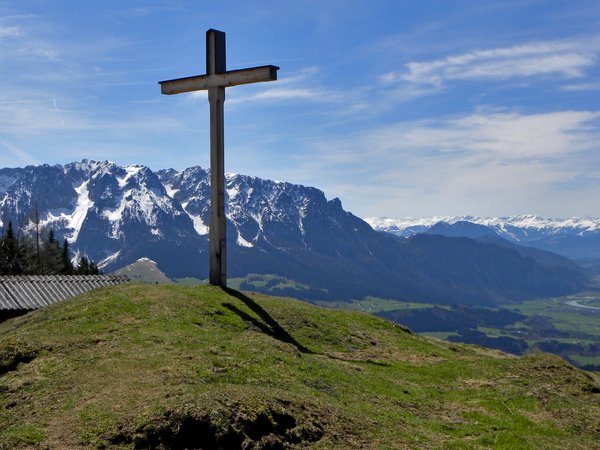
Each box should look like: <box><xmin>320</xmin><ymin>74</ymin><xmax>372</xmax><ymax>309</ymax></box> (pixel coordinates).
<box><xmin>287</xmin><ymin>109</ymin><xmax>600</xmax><ymax>216</ymax></box>
<box><xmin>228</xmin><ymin>87</ymin><xmax>329</xmax><ymax>105</ymax></box>
<box><xmin>562</xmin><ymin>82</ymin><xmax>600</xmax><ymax>91</ymax></box>
<box><xmin>0</xmin><ymin>139</ymin><xmax>39</xmax><ymax>167</ymax></box>
<box><xmin>0</xmin><ymin>18</ymin><xmax>60</xmax><ymax>63</ymax></box>
<box><xmin>382</xmin><ymin>40</ymin><xmax>598</xmax><ymax>87</ymax></box>
<box><xmin>0</xmin><ymin>93</ymin><xmax>183</xmax><ymax>134</ymax></box>
<box><xmin>0</xmin><ymin>25</ymin><xmax>21</xmax><ymax>38</ymax></box>
<box><xmin>396</xmin><ymin>110</ymin><xmax>600</xmax><ymax>158</ymax></box>
<box><xmin>318</xmin><ymin>110</ymin><xmax>600</xmax><ymax>169</ymax></box>
<box><xmin>275</xmin><ymin>66</ymin><xmax>320</xmax><ymax>85</ymax></box>
<box><xmin>52</xmin><ymin>96</ymin><xmax>65</xmax><ymax>126</ymax></box>
<box><xmin>125</xmin><ymin>5</ymin><xmax>183</xmax><ymax>16</ymax></box>
<box><xmin>189</xmin><ymin>66</ymin><xmax>341</xmax><ymax>105</ymax></box>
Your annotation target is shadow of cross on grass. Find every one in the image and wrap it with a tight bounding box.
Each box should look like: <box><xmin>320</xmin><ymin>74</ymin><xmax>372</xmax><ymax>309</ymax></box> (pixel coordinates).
<box><xmin>222</xmin><ymin>288</ymin><xmax>313</xmax><ymax>354</ymax></box>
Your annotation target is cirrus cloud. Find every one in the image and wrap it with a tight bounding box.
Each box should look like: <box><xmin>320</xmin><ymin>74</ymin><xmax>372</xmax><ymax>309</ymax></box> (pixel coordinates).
<box><xmin>382</xmin><ymin>40</ymin><xmax>597</xmax><ymax>86</ymax></box>
<box><xmin>285</xmin><ymin>108</ymin><xmax>600</xmax><ymax>217</ymax></box>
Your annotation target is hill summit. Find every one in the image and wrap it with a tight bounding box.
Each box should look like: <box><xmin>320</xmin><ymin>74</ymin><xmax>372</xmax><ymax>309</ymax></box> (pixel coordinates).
<box><xmin>1</xmin><ymin>284</ymin><xmax>599</xmax><ymax>448</ymax></box>
<box><xmin>114</xmin><ymin>257</ymin><xmax>172</xmax><ymax>284</ymax></box>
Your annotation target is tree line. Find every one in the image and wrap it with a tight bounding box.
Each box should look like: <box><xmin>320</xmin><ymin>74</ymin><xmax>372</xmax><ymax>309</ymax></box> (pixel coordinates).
<box><xmin>0</xmin><ymin>221</ymin><xmax>100</xmax><ymax>276</ymax></box>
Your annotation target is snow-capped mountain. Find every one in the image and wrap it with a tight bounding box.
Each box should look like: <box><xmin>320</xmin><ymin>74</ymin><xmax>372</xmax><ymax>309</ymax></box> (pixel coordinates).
<box><xmin>156</xmin><ymin>166</ymin><xmax>323</xmax><ymax>251</ymax></box>
<box><xmin>0</xmin><ymin>160</ymin><xmax>203</xmax><ymax>271</ymax></box>
<box><xmin>0</xmin><ymin>161</ymin><xmax>588</xmax><ymax>304</ymax></box>
<box><xmin>365</xmin><ymin>216</ymin><xmax>600</xmax><ymax>261</ymax></box>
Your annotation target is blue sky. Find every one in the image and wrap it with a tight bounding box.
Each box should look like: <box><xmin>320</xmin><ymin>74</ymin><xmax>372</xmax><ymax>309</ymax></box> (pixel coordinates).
<box><xmin>1</xmin><ymin>1</ymin><xmax>599</xmax><ymax>218</ymax></box>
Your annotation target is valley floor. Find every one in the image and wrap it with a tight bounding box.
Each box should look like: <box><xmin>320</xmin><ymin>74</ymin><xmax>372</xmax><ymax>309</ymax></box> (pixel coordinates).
<box><xmin>321</xmin><ymin>291</ymin><xmax>600</xmax><ymax>372</ymax></box>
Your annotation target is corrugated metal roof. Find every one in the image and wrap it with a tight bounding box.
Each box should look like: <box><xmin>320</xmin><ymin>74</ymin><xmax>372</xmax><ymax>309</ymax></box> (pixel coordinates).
<box><xmin>0</xmin><ymin>275</ymin><xmax>129</xmax><ymax>310</ymax></box>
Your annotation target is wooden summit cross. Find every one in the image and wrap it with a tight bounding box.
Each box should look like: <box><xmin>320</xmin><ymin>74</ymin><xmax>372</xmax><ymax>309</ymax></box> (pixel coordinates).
<box><xmin>159</xmin><ymin>29</ymin><xmax>279</xmax><ymax>287</ymax></box>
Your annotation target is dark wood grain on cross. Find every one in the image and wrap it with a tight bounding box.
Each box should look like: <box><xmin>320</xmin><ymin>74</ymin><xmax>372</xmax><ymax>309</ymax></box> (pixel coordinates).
<box><xmin>159</xmin><ymin>29</ymin><xmax>279</xmax><ymax>287</ymax></box>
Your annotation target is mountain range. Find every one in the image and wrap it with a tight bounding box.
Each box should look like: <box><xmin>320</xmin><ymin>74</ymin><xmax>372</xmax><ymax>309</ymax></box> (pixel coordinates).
<box><xmin>365</xmin><ymin>216</ymin><xmax>600</xmax><ymax>262</ymax></box>
<box><xmin>0</xmin><ymin>160</ymin><xmax>589</xmax><ymax>304</ymax></box>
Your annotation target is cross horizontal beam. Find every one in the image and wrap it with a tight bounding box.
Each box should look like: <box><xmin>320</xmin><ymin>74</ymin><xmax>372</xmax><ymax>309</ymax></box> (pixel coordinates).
<box><xmin>159</xmin><ymin>65</ymin><xmax>279</xmax><ymax>95</ymax></box>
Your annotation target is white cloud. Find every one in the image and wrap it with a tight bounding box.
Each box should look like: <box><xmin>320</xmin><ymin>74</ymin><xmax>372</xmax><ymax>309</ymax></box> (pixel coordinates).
<box><xmin>286</xmin><ymin>109</ymin><xmax>600</xmax><ymax>217</ymax></box>
<box><xmin>0</xmin><ymin>25</ymin><xmax>20</xmax><ymax>38</ymax></box>
<box><xmin>562</xmin><ymin>82</ymin><xmax>600</xmax><ymax>91</ymax></box>
<box><xmin>382</xmin><ymin>40</ymin><xmax>597</xmax><ymax>86</ymax></box>
<box><xmin>189</xmin><ymin>66</ymin><xmax>340</xmax><ymax>105</ymax></box>
<box><xmin>425</xmin><ymin>110</ymin><xmax>599</xmax><ymax>158</ymax></box>
<box><xmin>227</xmin><ymin>87</ymin><xmax>326</xmax><ymax>104</ymax></box>
<box><xmin>344</xmin><ymin>110</ymin><xmax>599</xmax><ymax>163</ymax></box>
<box><xmin>0</xmin><ymin>94</ymin><xmax>183</xmax><ymax>134</ymax></box>
<box><xmin>0</xmin><ymin>16</ymin><xmax>61</xmax><ymax>62</ymax></box>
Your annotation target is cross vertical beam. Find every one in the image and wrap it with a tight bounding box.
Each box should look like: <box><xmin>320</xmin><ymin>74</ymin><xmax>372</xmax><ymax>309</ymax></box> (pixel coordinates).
<box><xmin>159</xmin><ymin>30</ymin><xmax>278</xmax><ymax>288</ymax></box>
<box><xmin>207</xmin><ymin>30</ymin><xmax>227</xmax><ymax>286</ymax></box>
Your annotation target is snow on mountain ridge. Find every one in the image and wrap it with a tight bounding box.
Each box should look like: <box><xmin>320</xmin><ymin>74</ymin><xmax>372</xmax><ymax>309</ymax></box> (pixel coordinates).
<box><xmin>365</xmin><ymin>215</ymin><xmax>600</xmax><ymax>236</ymax></box>
<box><xmin>157</xmin><ymin>166</ymin><xmax>327</xmax><ymax>248</ymax></box>
<box><xmin>0</xmin><ymin>160</ymin><xmax>194</xmax><ymax>248</ymax></box>
<box><xmin>69</xmin><ymin>180</ymin><xmax>93</xmax><ymax>241</ymax></box>
<box><xmin>164</xmin><ymin>183</ymin><xmax>179</xmax><ymax>198</ymax></box>
<box><xmin>99</xmin><ymin>250</ymin><xmax>121</xmax><ymax>268</ymax></box>
<box><xmin>117</xmin><ymin>165</ymin><xmax>142</xmax><ymax>188</ymax></box>
<box><xmin>365</xmin><ymin>215</ymin><xmax>600</xmax><ymax>261</ymax></box>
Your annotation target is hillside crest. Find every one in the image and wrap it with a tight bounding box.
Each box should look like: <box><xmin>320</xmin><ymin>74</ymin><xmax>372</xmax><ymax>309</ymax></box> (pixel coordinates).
<box><xmin>1</xmin><ymin>284</ymin><xmax>599</xmax><ymax>448</ymax></box>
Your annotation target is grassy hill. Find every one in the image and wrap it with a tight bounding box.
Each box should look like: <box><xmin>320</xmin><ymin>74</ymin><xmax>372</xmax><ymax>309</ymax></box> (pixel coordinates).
<box><xmin>1</xmin><ymin>285</ymin><xmax>599</xmax><ymax>449</ymax></box>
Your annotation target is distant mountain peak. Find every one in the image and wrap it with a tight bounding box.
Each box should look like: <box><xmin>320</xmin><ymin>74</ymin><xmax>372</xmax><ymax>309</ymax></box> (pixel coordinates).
<box><xmin>137</xmin><ymin>257</ymin><xmax>156</xmax><ymax>263</ymax></box>
<box><xmin>426</xmin><ymin>221</ymin><xmax>499</xmax><ymax>239</ymax></box>
<box><xmin>366</xmin><ymin>215</ymin><xmax>600</xmax><ymax>260</ymax></box>
<box><xmin>115</xmin><ymin>257</ymin><xmax>171</xmax><ymax>284</ymax></box>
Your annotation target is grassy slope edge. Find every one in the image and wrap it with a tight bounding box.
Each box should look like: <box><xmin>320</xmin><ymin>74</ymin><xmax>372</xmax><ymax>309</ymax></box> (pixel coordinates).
<box><xmin>0</xmin><ymin>284</ymin><xmax>599</xmax><ymax>449</ymax></box>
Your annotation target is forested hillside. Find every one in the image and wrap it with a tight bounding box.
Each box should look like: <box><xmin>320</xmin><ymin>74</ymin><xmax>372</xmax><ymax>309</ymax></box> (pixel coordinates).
<box><xmin>0</xmin><ymin>221</ymin><xmax>99</xmax><ymax>276</ymax></box>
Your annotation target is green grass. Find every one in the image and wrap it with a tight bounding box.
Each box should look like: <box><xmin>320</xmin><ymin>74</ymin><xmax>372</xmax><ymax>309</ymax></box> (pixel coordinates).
<box><xmin>240</xmin><ymin>273</ymin><xmax>316</xmax><ymax>292</ymax></box>
<box><xmin>318</xmin><ymin>297</ymin><xmax>438</xmax><ymax>312</ymax></box>
<box><xmin>174</xmin><ymin>277</ymin><xmax>206</xmax><ymax>286</ymax></box>
<box><xmin>1</xmin><ymin>284</ymin><xmax>599</xmax><ymax>448</ymax></box>
<box><xmin>189</xmin><ymin>273</ymin><xmax>318</xmax><ymax>294</ymax></box>
<box><xmin>506</xmin><ymin>295</ymin><xmax>600</xmax><ymax>338</ymax></box>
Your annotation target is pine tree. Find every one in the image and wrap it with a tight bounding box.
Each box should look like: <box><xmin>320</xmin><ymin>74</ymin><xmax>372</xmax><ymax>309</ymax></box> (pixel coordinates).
<box><xmin>61</xmin><ymin>239</ymin><xmax>74</xmax><ymax>274</ymax></box>
<box><xmin>76</xmin><ymin>256</ymin><xmax>90</xmax><ymax>274</ymax></box>
<box><xmin>0</xmin><ymin>222</ymin><xmax>21</xmax><ymax>275</ymax></box>
<box><xmin>74</xmin><ymin>256</ymin><xmax>101</xmax><ymax>275</ymax></box>
<box><xmin>40</xmin><ymin>229</ymin><xmax>63</xmax><ymax>274</ymax></box>
<box><xmin>1</xmin><ymin>220</ymin><xmax>101</xmax><ymax>276</ymax></box>
<box><xmin>0</xmin><ymin>223</ymin><xmax>10</xmax><ymax>274</ymax></box>
<box><xmin>89</xmin><ymin>260</ymin><xmax>100</xmax><ymax>275</ymax></box>
<box><xmin>34</xmin><ymin>206</ymin><xmax>41</xmax><ymax>271</ymax></box>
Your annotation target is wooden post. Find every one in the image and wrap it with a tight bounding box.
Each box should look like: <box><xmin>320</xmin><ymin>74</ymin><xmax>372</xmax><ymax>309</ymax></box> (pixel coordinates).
<box><xmin>207</xmin><ymin>30</ymin><xmax>227</xmax><ymax>286</ymax></box>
